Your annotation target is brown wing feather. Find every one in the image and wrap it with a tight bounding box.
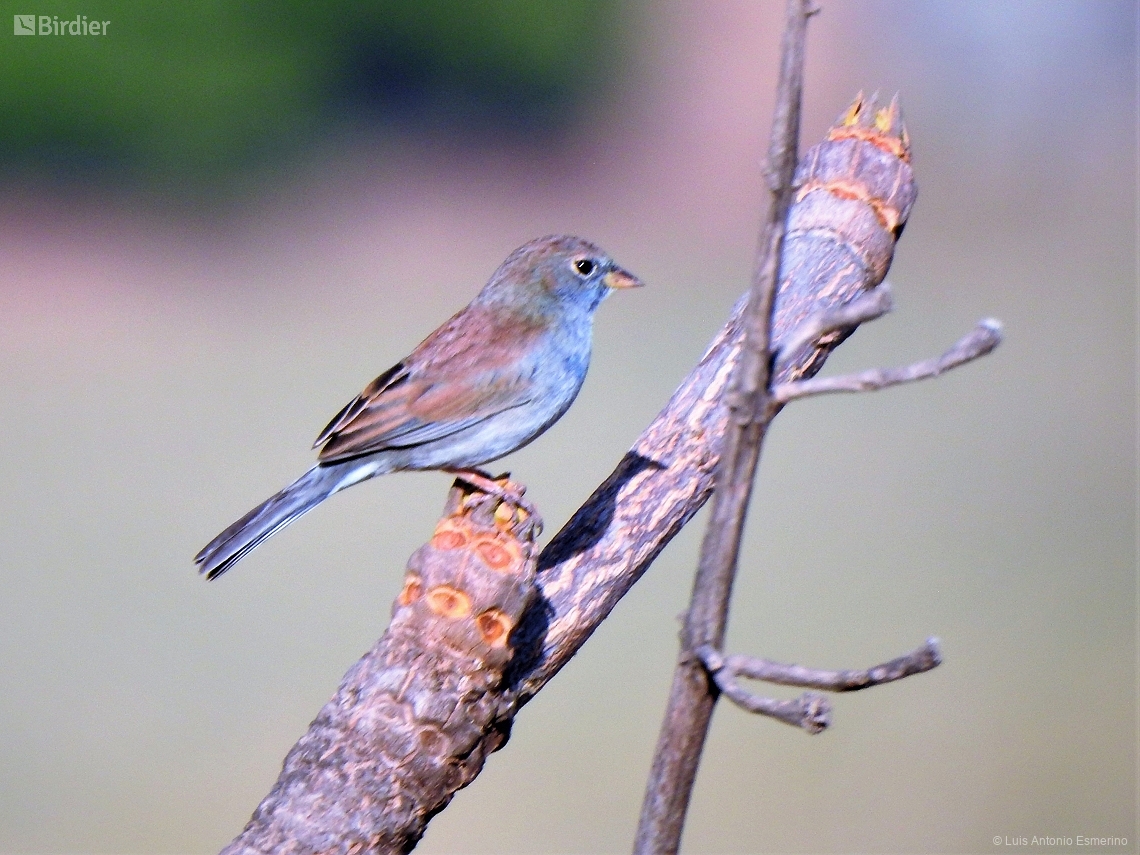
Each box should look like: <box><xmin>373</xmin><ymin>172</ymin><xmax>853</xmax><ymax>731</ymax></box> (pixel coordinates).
<box><xmin>315</xmin><ymin>303</ymin><xmax>547</xmax><ymax>462</ymax></box>
<box><xmin>312</xmin><ymin>362</ymin><xmax>409</xmax><ymax>448</ymax></box>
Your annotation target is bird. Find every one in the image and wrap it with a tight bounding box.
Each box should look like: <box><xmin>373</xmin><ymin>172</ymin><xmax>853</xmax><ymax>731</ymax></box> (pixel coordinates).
<box><xmin>195</xmin><ymin>234</ymin><xmax>643</xmax><ymax>580</ymax></box>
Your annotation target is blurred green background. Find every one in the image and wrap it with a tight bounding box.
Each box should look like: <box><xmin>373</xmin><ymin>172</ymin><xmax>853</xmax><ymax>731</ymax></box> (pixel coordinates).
<box><xmin>0</xmin><ymin>1</ymin><xmax>1134</xmax><ymax>853</ymax></box>
<box><xmin>0</xmin><ymin>0</ymin><xmax>623</xmax><ymax>189</ymax></box>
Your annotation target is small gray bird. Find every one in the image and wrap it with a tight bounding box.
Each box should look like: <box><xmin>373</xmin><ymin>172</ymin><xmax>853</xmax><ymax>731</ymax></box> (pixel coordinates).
<box><xmin>195</xmin><ymin>235</ymin><xmax>642</xmax><ymax>579</ymax></box>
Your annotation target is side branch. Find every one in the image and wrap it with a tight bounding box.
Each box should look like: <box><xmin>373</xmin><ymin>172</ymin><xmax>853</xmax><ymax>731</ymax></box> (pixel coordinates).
<box><xmin>697</xmin><ymin>638</ymin><xmax>941</xmax><ymax>693</ymax></box>
<box><xmin>693</xmin><ymin>639</ymin><xmax>941</xmax><ymax>734</ymax></box>
<box><xmin>707</xmin><ymin>686</ymin><xmax>832</xmax><ymax>734</ymax></box>
<box><xmin>774</xmin><ymin>319</ymin><xmax>1003</xmax><ymax>403</ymax></box>
<box><xmin>774</xmin><ymin>282</ymin><xmax>894</xmax><ymax>372</ymax></box>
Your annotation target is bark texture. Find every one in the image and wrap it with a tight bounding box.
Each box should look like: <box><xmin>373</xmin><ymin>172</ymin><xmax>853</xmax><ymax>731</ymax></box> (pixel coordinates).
<box><xmin>221</xmin><ymin>486</ymin><xmax>539</xmax><ymax>854</ymax></box>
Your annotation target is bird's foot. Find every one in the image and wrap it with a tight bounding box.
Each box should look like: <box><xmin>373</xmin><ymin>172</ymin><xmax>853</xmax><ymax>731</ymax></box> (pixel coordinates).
<box><xmin>445</xmin><ymin>468</ymin><xmax>543</xmax><ymax>536</ymax></box>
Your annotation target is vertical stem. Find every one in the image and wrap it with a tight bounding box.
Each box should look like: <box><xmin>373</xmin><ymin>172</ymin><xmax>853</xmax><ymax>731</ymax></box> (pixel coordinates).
<box><xmin>633</xmin><ymin>2</ymin><xmax>812</xmax><ymax>852</ymax></box>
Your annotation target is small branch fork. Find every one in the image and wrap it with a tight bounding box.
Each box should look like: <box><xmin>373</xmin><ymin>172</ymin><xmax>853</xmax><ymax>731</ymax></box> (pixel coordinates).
<box><xmin>773</xmin><ymin>282</ymin><xmax>1003</xmax><ymax>403</ymax></box>
<box><xmin>694</xmin><ymin>284</ymin><xmax>990</xmax><ymax>735</ymax></box>
<box><xmin>694</xmin><ymin>639</ymin><xmax>942</xmax><ymax>734</ymax></box>
<box><xmin>773</xmin><ymin>280</ymin><xmax>896</xmax><ymax>373</ymax></box>
<box><xmin>684</xmin><ymin>282</ymin><xmax>990</xmax><ymax>736</ymax></box>
<box><xmin>774</xmin><ymin>299</ymin><xmax>1003</xmax><ymax>404</ymax></box>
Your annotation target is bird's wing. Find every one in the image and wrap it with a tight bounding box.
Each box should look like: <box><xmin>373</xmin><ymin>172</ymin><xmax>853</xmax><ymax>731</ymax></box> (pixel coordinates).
<box><xmin>314</xmin><ymin>305</ymin><xmax>547</xmax><ymax>462</ymax></box>
<box><xmin>312</xmin><ymin>361</ymin><xmax>408</xmax><ymax>449</ymax></box>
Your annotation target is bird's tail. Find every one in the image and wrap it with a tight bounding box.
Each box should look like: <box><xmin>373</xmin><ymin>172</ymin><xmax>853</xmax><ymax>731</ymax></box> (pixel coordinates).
<box><xmin>195</xmin><ymin>462</ymin><xmax>370</xmax><ymax>580</ymax></box>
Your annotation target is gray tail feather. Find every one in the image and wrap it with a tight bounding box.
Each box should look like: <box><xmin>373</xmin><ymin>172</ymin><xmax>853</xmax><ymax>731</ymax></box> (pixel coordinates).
<box><xmin>195</xmin><ymin>465</ymin><xmax>348</xmax><ymax>580</ymax></box>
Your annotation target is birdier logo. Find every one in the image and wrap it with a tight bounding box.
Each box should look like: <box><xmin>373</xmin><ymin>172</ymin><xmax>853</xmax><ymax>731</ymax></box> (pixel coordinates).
<box><xmin>14</xmin><ymin>14</ymin><xmax>110</xmax><ymax>35</ymax></box>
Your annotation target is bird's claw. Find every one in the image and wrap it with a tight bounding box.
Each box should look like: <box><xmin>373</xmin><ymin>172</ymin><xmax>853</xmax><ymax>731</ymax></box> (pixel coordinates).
<box><xmin>446</xmin><ymin>468</ymin><xmax>544</xmax><ymax>536</ymax></box>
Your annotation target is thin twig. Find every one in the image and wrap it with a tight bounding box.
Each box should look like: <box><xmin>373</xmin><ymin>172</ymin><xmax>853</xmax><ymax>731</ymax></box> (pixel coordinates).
<box><xmin>774</xmin><ymin>319</ymin><xmax>1003</xmax><ymax>403</ymax></box>
<box><xmin>696</xmin><ymin>638</ymin><xmax>941</xmax><ymax>694</ymax></box>
<box><xmin>634</xmin><ymin>2</ymin><xmax>812</xmax><ymax>852</ymax></box>
<box><xmin>720</xmin><ymin>688</ymin><xmax>832</xmax><ymax>733</ymax></box>
<box><xmin>775</xmin><ymin>283</ymin><xmax>894</xmax><ymax>373</ymax></box>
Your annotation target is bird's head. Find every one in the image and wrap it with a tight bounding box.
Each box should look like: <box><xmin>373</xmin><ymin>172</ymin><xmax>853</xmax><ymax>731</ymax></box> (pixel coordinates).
<box><xmin>481</xmin><ymin>234</ymin><xmax>643</xmax><ymax>317</ymax></box>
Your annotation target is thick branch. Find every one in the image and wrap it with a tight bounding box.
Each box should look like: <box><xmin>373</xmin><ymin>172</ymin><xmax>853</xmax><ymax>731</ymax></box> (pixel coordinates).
<box><xmin>220</xmin><ymin>483</ymin><xmax>542</xmax><ymax>855</ymax></box>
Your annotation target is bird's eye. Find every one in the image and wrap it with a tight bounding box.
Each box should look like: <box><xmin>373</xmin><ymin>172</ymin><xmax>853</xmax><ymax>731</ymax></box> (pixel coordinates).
<box><xmin>573</xmin><ymin>258</ymin><xmax>596</xmax><ymax>276</ymax></box>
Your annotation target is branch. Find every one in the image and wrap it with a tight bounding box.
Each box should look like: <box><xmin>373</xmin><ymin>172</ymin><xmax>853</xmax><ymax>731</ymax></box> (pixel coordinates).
<box><xmin>774</xmin><ymin>319</ymin><xmax>1003</xmax><ymax>403</ymax></box>
<box><xmin>774</xmin><ymin>282</ymin><xmax>894</xmax><ymax>373</ymax></box>
<box><xmin>711</xmin><ymin>688</ymin><xmax>831</xmax><ymax>734</ymax></box>
<box><xmin>635</xmin><ymin>1</ymin><xmax>813</xmax><ymax>850</ymax></box>
<box><xmin>219</xmin><ymin>483</ymin><xmax>541</xmax><ymax>855</ymax></box>
<box><xmin>694</xmin><ymin>639</ymin><xmax>941</xmax><ymax>734</ymax></box>
<box><xmin>711</xmin><ymin>637</ymin><xmax>943</xmax><ymax>691</ymax></box>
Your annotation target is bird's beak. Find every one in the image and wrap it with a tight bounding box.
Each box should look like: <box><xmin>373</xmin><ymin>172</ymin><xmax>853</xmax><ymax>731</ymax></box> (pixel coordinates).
<box><xmin>603</xmin><ymin>266</ymin><xmax>645</xmax><ymax>290</ymax></box>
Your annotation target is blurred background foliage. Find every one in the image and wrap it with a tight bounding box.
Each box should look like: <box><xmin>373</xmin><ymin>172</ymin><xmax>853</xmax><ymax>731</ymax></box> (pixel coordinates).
<box><xmin>0</xmin><ymin>0</ymin><xmax>627</xmax><ymax>189</ymax></box>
